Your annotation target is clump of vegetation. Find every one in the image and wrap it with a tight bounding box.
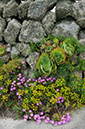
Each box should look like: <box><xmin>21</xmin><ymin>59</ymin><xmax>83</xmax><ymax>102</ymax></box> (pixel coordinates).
<box><xmin>0</xmin><ymin>45</ymin><xmax>6</xmax><ymax>56</ymax></box>
<box><xmin>36</xmin><ymin>53</ymin><xmax>57</xmax><ymax>76</ymax></box>
<box><xmin>0</xmin><ymin>35</ymin><xmax>85</xmax><ymax>126</ymax></box>
<box><xmin>50</xmin><ymin>47</ymin><xmax>66</xmax><ymax>65</ymax></box>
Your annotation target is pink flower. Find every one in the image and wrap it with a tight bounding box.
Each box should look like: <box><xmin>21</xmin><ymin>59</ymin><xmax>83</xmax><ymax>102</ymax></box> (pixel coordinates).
<box><xmin>44</xmin><ymin>76</ymin><xmax>47</xmax><ymax>78</ymax></box>
<box><xmin>43</xmin><ymin>82</ymin><xmax>46</xmax><ymax>84</ymax></box>
<box><xmin>30</xmin><ymin>113</ymin><xmax>33</xmax><ymax>117</ymax></box>
<box><xmin>0</xmin><ymin>93</ymin><xmax>1</xmax><ymax>95</ymax></box>
<box><xmin>53</xmin><ymin>77</ymin><xmax>56</xmax><ymax>80</ymax></box>
<box><xmin>40</xmin><ymin>112</ymin><xmax>43</xmax><ymax>115</ymax></box>
<box><xmin>36</xmin><ymin>103</ymin><xmax>39</xmax><ymax>106</ymax></box>
<box><xmin>34</xmin><ymin>114</ymin><xmax>40</xmax><ymax>120</ymax></box>
<box><xmin>16</xmin><ymin>92</ymin><xmax>19</xmax><ymax>95</ymax></box>
<box><xmin>18</xmin><ymin>95</ymin><xmax>21</xmax><ymax>99</ymax></box>
<box><xmin>22</xmin><ymin>61</ymin><xmax>25</xmax><ymax>64</ymax></box>
<box><xmin>17</xmin><ymin>82</ymin><xmax>21</xmax><ymax>85</ymax></box>
<box><xmin>56</xmin><ymin>89</ymin><xmax>59</xmax><ymax>92</ymax></box>
<box><xmin>61</xmin><ymin>99</ymin><xmax>64</xmax><ymax>103</ymax></box>
<box><xmin>28</xmin><ymin>83</ymin><xmax>31</xmax><ymax>86</ymax></box>
<box><xmin>57</xmin><ymin>100</ymin><xmax>60</xmax><ymax>103</ymax></box>
<box><xmin>29</xmin><ymin>117</ymin><xmax>31</xmax><ymax>119</ymax></box>
<box><xmin>24</xmin><ymin>115</ymin><xmax>28</xmax><ymax>119</ymax></box>
<box><xmin>51</xmin><ymin>79</ymin><xmax>53</xmax><ymax>82</ymax></box>
<box><xmin>18</xmin><ymin>66</ymin><xmax>21</xmax><ymax>69</ymax></box>
<box><xmin>41</xmin><ymin>115</ymin><xmax>45</xmax><ymax>119</ymax></box>
<box><xmin>50</xmin><ymin>120</ymin><xmax>54</xmax><ymax>124</ymax></box>
<box><xmin>46</xmin><ymin>117</ymin><xmax>50</xmax><ymax>121</ymax></box>
<box><xmin>23</xmin><ymin>109</ymin><xmax>26</xmax><ymax>112</ymax></box>
<box><xmin>36</xmin><ymin>119</ymin><xmax>41</xmax><ymax>124</ymax></box>
<box><xmin>57</xmin><ymin>121</ymin><xmax>62</xmax><ymax>125</ymax></box>
<box><xmin>29</xmin><ymin>110</ymin><xmax>32</xmax><ymax>113</ymax></box>
<box><xmin>44</xmin><ymin>119</ymin><xmax>49</xmax><ymax>123</ymax></box>
<box><xmin>54</xmin><ymin>121</ymin><xmax>57</xmax><ymax>126</ymax></box>
<box><xmin>13</xmin><ymin>87</ymin><xmax>16</xmax><ymax>90</ymax></box>
<box><xmin>39</xmin><ymin>102</ymin><xmax>42</xmax><ymax>105</ymax></box>
<box><xmin>23</xmin><ymin>118</ymin><xmax>27</xmax><ymax>122</ymax></box>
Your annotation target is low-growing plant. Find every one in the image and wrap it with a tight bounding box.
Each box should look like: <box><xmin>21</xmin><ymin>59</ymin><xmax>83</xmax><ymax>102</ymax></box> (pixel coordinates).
<box><xmin>0</xmin><ymin>35</ymin><xmax>85</xmax><ymax>126</ymax></box>
<box><xmin>0</xmin><ymin>45</ymin><xmax>6</xmax><ymax>56</ymax></box>
<box><xmin>60</xmin><ymin>39</ymin><xmax>75</xmax><ymax>57</ymax></box>
<box><xmin>36</xmin><ymin>53</ymin><xmax>57</xmax><ymax>76</ymax></box>
<box><xmin>50</xmin><ymin>47</ymin><xmax>66</xmax><ymax>65</ymax></box>
<box><xmin>44</xmin><ymin>45</ymin><xmax>53</xmax><ymax>53</ymax></box>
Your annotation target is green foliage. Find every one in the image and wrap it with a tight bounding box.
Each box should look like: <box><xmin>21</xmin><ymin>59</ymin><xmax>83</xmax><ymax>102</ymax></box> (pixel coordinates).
<box><xmin>60</xmin><ymin>39</ymin><xmax>75</xmax><ymax>56</ymax></box>
<box><xmin>50</xmin><ymin>47</ymin><xmax>66</xmax><ymax>65</ymax></box>
<box><xmin>67</xmin><ymin>75</ymin><xmax>85</xmax><ymax>103</ymax></box>
<box><xmin>0</xmin><ymin>59</ymin><xmax>5</xmax><ymax>67</ymax></box>
<box><xmin>44</xmin><ymin>45</ymin><xmax>53</xmax><ymax>53</ymax></box>
<box><xmin>0</xmin><ymin>45</ymin><xmax>6</xmax><ymax>56</ymax></box>
<box><xmin>29</xmin><ymin>42</ymin><xmax>41</xmax><ymax>52</ymax></box>
<box><xmin>75</xmin><ymin>56</ymin><xmax>85</xmax><ymax>71</ymax></box>
<box><xmin>36</xmin><ymin>53</ymin><xmax>57</xmax><ymax>76</ymax></box>
<box><xmin>53</xmin><ymin>38</ymin><xmax>59</xmax><ymax>45</ymax></box>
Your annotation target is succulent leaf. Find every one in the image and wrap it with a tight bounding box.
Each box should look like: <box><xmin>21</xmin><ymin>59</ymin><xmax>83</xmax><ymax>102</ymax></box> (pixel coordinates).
<box><xmin>44</xmin><ymin>45</ymin><xmax>53</xmax><ymax>53</ymax></box>
<box><xmin>50</xmin><ymin>47</ymin><xmax>66</xmax><ymax>65</ymax></box>
<box><xmin>36</xmin><ymin>53</ymin><xmax>57</xmax><ymax>76</ymax></box>
<box><xmin>60</xmin><ymin>39</ymin><xmax>75</xmax><ymax>56</ymax></box>
<box><xmin>53</xmin><ymin>38</ymin><xmax>59</xmax><ymax>45</ymax></box>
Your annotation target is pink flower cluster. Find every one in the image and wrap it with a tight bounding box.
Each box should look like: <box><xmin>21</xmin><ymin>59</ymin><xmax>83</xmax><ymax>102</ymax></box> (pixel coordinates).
<box><xmin>36</xmin><ymin>102</ymin><xmax>42</xmax><ymax>106</ymax></box>
<box><xmin>34</xmin><ymin>112</ymin><xmax>45</xmax><ymax>124</ymax></box>
<box><xmin>55</xmin><ymin>96</ymin><xmax>64</xmax><ymax>104</ymax></box>
<box><xmin>10</xmin><ymin>81</ymin><xmax>16</xmax><ymax>91</ymax></box>
<box><xmin>44</xmin><ymin>112</ymin><xmax>71</xmax><ymax>126</ymax></box>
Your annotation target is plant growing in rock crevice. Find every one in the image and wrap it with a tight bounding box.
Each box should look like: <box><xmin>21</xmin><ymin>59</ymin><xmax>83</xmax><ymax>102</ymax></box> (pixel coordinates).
<box><xmin>0</xmin><ymin>45</ymin><xmax>6</xmax><ymax>56</ymax></box>
<box><xmin>60</xmin><ymin>39</ymin><xmax>75</xmax><ymax>57</ymax></box>
<box><xmin>36</xmin><ymin>53</ymin><xmax>57</xmax><ymax>76</ymax></box>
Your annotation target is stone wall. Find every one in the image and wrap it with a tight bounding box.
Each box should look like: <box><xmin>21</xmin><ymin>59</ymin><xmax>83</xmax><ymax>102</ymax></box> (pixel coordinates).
<box><xmin>0</xmin><ymin>0</ymin><xmax>85</xmax><ymax>78</ymax></box>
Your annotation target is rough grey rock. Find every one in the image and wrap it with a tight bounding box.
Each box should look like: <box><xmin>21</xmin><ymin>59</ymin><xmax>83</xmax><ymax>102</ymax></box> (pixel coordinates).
<box><xmin>26</xmin><ymin>52</ymin><xmax>40</xmax><ymax>70</ymax></box>
<box><xmin>0</xmin><ymin>53</ymin><xmax>10</xmax><ymax>63</ymax></box>
<box><xmin>0</xmin><ymin>2</ymin><xmax>5</xmax><ymax>16</ymax></box>
<box><xmin>16</xmin><ymin>43</ymin><xmax>31</xmax><ymax>57</ymax></box>
<box><xmin>79</xmin><ymin>30</ymin><xmax>85</xmax><ymax>40</ymax></box>
<box><xmin>74</xmin><ymin>70</ymin><xmax>82</xmax><ymax>79</ymax></box>
<box><xmin>1</xmin><ymin>0</ymin><xmax>10</xmax><ymax>4</ymax></box>
<box><xmin>70</xmin><ymin>54</ymin><xmax>78</xmax><ymax>65</ymax></box>
<box><xmin>4</xmin><ymin>19</ymin><xmax>21</xmax><ymax>44</ymax></box>
<box><xmin>19</xmin><ymin>20</ymin><xmax>46</xmax><ymax>43</ymax></box>
<box><xmin>79</xmin><ymin>39</ymin><xmax>85</xmax><ymax>46</ymax></box>
<box><xmin>27</xmin><ymin>0</ymin><xmax>57</xmax><ymax>20</ymax></box>
<box><xmin>56</xmin><ymin>0</ymin><xmax>73</xmax><ymax>21</ymax></box>
<box><xmin>27</xmin><ymin>0</ymin><xmax>47</xmax><ymax>20</ymax></box>
<box><xmin>72</xmin><ymin>0</ymin><xmax>85</xmax><ymax>28</ymax></box>
<box><xmin>18</xmin><ymin>0</ymin><xmax>33</xmax><ymax>19</ymax></box>
<box><xmin>80</xmin><ymin>51</ymin><xmax>85</xmax><ymax>60</ymax></box>
<box><xmin>3</xmin><ymin>0</ymin><xmax>18</xmax><ymax>18</ymax></box>
<box><xmin>42</xmin><ymin>11</ymin><xmax>56</xmax><ymax>34</ymax></box>
<box><xmin>27</xmin><ymin>68</ymin><xmax>36</xmax><ymax>79</ymax></box>
<box><xmin>52</xmin><ymin>20</ymin><xmax>80</xmax><ymax>38</ymax></box>
<box><xmin>35</xmin><ymin>0</ymin><xmax>57</xmax><ymax>10</ymax></box>
<box><xmin>11</xmin><ymin>46</ymin><xmax>20</xmax><ymax>59</ymax></box>
<box><xmin>0</xmin><ymin>42</ymin><xmax>3</xmax><ymax>47</ymax></box>
<box><xmin>6</xmin><ymin>44</ymin><xmax>11</xmax><ymax>53</ymax></box>
<box><xmin>0</xmin><ymin>17</ymin><xmax>6</xmax><ymax>41</ymax></box>
<box><xmin>84</xmin><ymin>71</ymin><xmax>85</xmax><ymax>78</ymax></box>
<box><xmin>23</xmin><ymin>68</ymin><xmax>29</xmax><ymax>79</ymax></box>
<box><xmin>45</xmin><ymin>0</ymin><xmax>57</xmax><ymax>10</ymax></box>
